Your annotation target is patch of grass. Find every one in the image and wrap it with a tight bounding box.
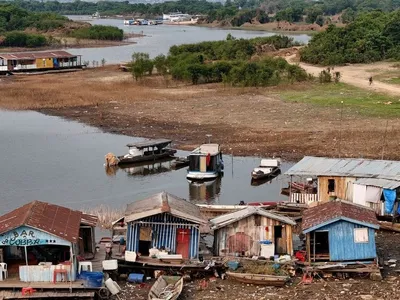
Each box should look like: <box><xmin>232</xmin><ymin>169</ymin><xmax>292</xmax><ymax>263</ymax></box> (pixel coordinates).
<box><xmin>384</xmin><ymin>77</ymin><xmax>400</xmax><ymax>85</ymax></box>
<box><xmin>279</xmin><ymin>82</ymin><xmax>400</xmax><ymax>117</ymax></box>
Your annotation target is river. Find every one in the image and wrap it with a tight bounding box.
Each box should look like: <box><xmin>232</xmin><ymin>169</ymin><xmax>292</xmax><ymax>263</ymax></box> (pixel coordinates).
<box><xmin>65</xmin><ymin>16</ymin><xmax>312</xmax><ymax>63</ymax></box>
<box><xmin>0</xmin><ymin>20</ymin><xmax>302</xmax><ymax>216</ymax></box>
<box><xmin>0</xmin><ymin>110</ymin><xmax>293</xmax><ymax>215</ymax></box>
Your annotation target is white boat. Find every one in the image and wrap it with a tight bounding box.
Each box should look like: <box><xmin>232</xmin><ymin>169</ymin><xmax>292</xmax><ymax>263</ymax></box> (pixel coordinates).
<box><xmin>187</xmin><ymin>143</ymin><xmax>223</xmax><ymax>181</ymax></box>
<box><xmin>124</xmin><ymin>19</ymin><xmax>135</xmax><ymax>25</ymax></box>
<box><xmin>251</xmin><ymin>158</ymin><xmax>281</xmax><ymax>180</ymax></box>
<box><xmin>92</xmin><ymin>11</ymin><xmax>100</xmax><ymax>19</ymax></box>
<box><xmin>163</xmin><ymin>12</ymin><xmax>191</xmax><ymax>21</ymax></box>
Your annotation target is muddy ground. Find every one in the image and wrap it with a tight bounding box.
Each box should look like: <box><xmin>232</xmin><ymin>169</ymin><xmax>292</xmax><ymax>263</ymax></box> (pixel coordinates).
<box><xmin>116</xmin><ymin>231</ymin><xmax>400</xmax><ymax>300</ymax></box>
<box><xmin>2</xmin><ymin>66</ymin><xmax>400</xmax><ymax>160</ymax></box>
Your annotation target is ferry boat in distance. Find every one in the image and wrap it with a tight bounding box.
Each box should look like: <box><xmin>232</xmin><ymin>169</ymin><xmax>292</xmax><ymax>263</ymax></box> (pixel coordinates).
<box><xmin>187</xmin><ymin>140</ymin><xmax>223</xmax><ymax>181</ymax></box>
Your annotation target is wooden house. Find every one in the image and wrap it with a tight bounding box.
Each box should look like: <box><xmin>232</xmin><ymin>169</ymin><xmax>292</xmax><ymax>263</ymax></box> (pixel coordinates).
<box><xmin>0</xmin><ymin>51</ymin><xmax>82</xmax><ymax>73</ymax></box>
<box><xmin>210</xmin><ymin>207</ymin><xmax>296</xmax><ymax>257</ymax></box>
<box><xmin>285</xmin><ymin>156</ymin><xmax>400</xmax><ymax>215</ymax></box>
<box><xmin>125</xmin><ymin>192</ymin><xmax>207</xmax><ymax>259</ymax></box>
<box><xmin>302</xmin><ymin>200</ymin><xmax>379</xmax><ymax>262</ymax></box>
<box><xmin>0</xmin><ymin>201</ymin><xmax>97</xmax><ymax>283</ymax></box>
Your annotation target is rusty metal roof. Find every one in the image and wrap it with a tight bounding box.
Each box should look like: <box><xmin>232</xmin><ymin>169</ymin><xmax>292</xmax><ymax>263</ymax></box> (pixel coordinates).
<box><xmin>81</xmin><ymin>213</ymin><xmax>98</xmax><ymax>227</ymax></box>
<box><xmin>302</xmin><ymin>200</ymin><xmax>379</xmax><ymax>233</ymax></box>
<box><xmin>125</xmin><ymin>191</ymin><xmax>207</xmax><ymax>224</ymax></box>
<box><xmin>286</xmin><ymin>156</ymin><xmax>400</xmax><ymax>181</ymax></box>
<box><xmin>210</xmin><ymin>206</ymin><xmax>296</xmax><ymax>230</ymax></box>
<box><xmin>0</xmin><ymin>51</ymin><xmax>78</xmax><ymax>60</ymax></box>
<box><xmin>0</xmin><ymin>201</ymin><xmax>84</xmax><ymax>243</ymax></box>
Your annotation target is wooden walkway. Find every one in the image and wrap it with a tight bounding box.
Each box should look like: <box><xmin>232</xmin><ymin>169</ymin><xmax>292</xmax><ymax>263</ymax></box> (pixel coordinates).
<box><xmin>0</xmin><ymin>279</ymin><xmax>85</xmax><ymax>289</ymax></box>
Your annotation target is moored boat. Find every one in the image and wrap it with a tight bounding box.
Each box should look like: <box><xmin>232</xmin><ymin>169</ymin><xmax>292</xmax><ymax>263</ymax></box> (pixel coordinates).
<box><xmin>251</xmin><ymin>158</ymin><xmax>281</xmax><ymax>180</ymax></box>
<box><xmin>171</xmin><ymin>156</ymin><xmax>189</xmax><ymax>170</ymax></box>
<box><xmin>187</xmin><ymin>143</ymin><xmax>223</xmax><ymax>181</ymax></box>
<box><xmin>108</xmin><ymin>139</ymin><xmax>176</xmax><ymax>166</ymax></box>
<box><xmin>148</xmin><ymin>276</ymin><xmax>183</xmax><ymax>300</ymax></box>
<box><xmin>226</xmin><ymin>272</ymin><xmax>289</xmax><ymax>286</ymax></box>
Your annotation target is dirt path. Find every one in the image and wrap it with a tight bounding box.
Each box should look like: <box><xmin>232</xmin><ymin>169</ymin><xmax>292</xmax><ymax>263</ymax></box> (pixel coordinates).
<box><xmin>287</xmin><ymin>55</ymin><xmax>400</xmax><ymax>96</ymax></box>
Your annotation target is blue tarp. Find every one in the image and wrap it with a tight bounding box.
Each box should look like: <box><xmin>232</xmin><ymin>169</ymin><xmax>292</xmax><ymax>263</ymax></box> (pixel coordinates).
<box><xmin>384</xmin><ymin>189</ymin><xmax>397</xmax><ymax>214</ymax></box>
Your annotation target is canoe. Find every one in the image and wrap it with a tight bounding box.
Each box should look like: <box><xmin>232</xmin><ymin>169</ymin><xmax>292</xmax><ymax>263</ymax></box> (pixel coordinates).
<box><xmin>148</xmin><ymin>276</ymin><xmax>183</xmax><ymax>300</ymax></box>
<box><xmin>226</xmin><ymin>272</ymin><xmax>289</xmax><ymax>286</ymax></box>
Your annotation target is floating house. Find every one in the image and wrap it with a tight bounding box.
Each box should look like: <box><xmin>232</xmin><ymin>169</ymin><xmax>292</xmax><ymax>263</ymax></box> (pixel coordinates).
<box><xmin>210</xmin><ymin>206</ymin><xmax>296</xmax><ymax>257</ymax></box>
<box><xmin>302</xmin><ymin>200</ymin><xmax>379</xmax><ymax>263</ymax></box>
<box><xmin>0</xmin><ymin>51</ymin><xmax>83</xmax><ymax>73</ymax></box>
<box><xmin>125</xmin><ymin>192</ymin><xmax>207</xmax><ymax>259</ymax></box>
<box><xmin>285</xmin><ymin>156</ymin><xmax>400</xmax><ymax>215</ymax></box>
<box><xmin>0</xmin><ymin>201</ymin><xmax>97</xmax><ymax>283</ymax></box>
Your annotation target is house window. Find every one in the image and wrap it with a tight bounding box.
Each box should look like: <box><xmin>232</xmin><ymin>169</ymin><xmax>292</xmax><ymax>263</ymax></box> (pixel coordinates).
<box><xmin>254</xmin><ymin>215</ymin><xmax>261</xmax><ymax>226</ymax></box>
<box><xmin>328</xmin><ymin>179</ymin><xmax>335</xmax><ymax>193</ymax></box>
<box><xmin>354</xmin><ymin>228</ymin><xmax>369</xmax><ymax>243</ymax></box>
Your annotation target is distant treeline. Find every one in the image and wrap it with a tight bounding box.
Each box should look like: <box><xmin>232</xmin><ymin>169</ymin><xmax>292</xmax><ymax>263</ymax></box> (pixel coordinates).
<box><xmin>300</xmin><ymin>10</ymin><xmax>400</xmax><ymax>65</ymax></box>
<box><xmin>130</xmin><ymin>35</ymin><xmax>309</xmax><ymax>87</ymax></box>
<box><xmin>0</xmin><ymin>4</ymin><xmax>123</xmax><ymax>47</ymax></box>
<box><xmin>7</xmin><ymin>0</ymin><xmax>400</xmax><ymax>27</ymax></box>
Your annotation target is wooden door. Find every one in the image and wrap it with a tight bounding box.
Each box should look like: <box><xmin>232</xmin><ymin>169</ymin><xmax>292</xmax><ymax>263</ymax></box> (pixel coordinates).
<box><xmin>200</xmin><ymin>156</ymin><xmax>207</xmax><ymax>172</ymax></box>
<box><xmin>176</xmin><ymin>229</ymin><xmax>191</xmax><ymax>259</ymax></box>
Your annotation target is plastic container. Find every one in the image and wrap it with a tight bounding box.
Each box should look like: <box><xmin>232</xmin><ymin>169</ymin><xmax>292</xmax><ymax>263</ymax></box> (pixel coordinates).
<box><xmin>105</xmin><ymin>278</ymin><xmax>122</xmax><ymax>295</ymax></box>
<box><xmin>227</xmin><ymin>261</ymin><xmax>240</xmax><ymax>271</ymax></box>
<box><xmin>127</xmin><ymin>273</ymin><xmax>144</xmax><ymax>283</ymax></box>
<box><xmin>102</xmin><ymin>259</ymin><xmax>118</xmax><ymax>270</ymax></box>
<box><xmin>83</xmin><ymin>272</ymin><xmax>104</xmax><ymax>288</ymax></box>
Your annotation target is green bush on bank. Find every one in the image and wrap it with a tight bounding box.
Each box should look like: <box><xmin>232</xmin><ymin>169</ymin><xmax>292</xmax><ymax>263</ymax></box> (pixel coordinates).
<box><xmin>70</xmin><ymin>25</ymin><xmax>123</xmax><ymax>41</ymax></box>
<box><xmin>1</xmin><ymin>31</ymin><xmax>48</xmax><ymax>47</ymax></box>
<box><xmin>131</xmin><ymin>35</ymin><xmax>308</xmax><ymax>87</ymax></box>
<box><xmin>300</xmin><ymin>10</ymin><xmax>400</xmax><ymax>65</ymax></box>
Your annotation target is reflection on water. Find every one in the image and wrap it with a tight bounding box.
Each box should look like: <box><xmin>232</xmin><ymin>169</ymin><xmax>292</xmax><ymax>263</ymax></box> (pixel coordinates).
<box><xmin>188</xmin><ymin>177</ymin><xmax>222</xmax><ymax>204</ymax></box>
<box><xmin>119</xmin><ymin>158</ymin><xmax>174</xmax><ymax>177</ymax></box>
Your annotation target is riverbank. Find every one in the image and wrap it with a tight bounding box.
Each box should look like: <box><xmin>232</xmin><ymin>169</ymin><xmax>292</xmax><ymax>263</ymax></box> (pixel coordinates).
<box><xmin>2</xmin><ymin>66</ymin><xmax>400</xmax><ymax>160</ymax></box>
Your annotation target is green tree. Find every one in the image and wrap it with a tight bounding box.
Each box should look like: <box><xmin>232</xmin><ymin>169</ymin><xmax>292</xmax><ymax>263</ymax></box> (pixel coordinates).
<box><xmin>131</xmin><ymin>52</ymin><xmax>153</xmax><ymax>81</ymax></box>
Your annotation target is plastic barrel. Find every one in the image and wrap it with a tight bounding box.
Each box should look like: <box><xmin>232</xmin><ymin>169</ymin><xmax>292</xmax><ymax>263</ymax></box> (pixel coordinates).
<box><xmin>84</xmin><ymin>272</ymin><xmax>104</xmax><ymax>288</ymax></box>
<box><xmin>127</xmin><ymin>273</ymin><xmax>144</xmax><ymax>283</ymax></box>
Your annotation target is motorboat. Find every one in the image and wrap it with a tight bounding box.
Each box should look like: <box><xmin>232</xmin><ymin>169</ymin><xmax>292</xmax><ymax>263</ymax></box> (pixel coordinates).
<box><xmin>187</xmin><ymin>143</ymin><xmax>223</xmax><ymax>181</ymax></box>
<box><xmin>251</xmin><ymin>158</ymin><xmax>281</xmax><ymax>180</ymax></box>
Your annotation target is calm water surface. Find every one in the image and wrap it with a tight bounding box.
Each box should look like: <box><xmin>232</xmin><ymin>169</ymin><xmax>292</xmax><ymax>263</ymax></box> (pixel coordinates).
<box><xmin>0</xmin><ymin>110</ymin><xmax>293</xmax><ymax>215</ymax></box>
<box><xmin>65</xmin><ymin>16</ymin><xmax>311</xmax><ymax>63</ymax></box>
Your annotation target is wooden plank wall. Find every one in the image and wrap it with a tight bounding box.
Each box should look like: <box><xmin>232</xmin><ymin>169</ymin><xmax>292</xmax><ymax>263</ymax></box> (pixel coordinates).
<box><xmin>318</xmin><ymin>176</ymin><xmax>356</xmax><ymax>202</ymax></box>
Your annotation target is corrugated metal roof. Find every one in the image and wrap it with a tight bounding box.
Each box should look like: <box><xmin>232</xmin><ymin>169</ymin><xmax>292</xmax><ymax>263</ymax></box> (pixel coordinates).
<box><xmin>0</xmin><ymin>51</ymin><xmax>77</xmax><ymax>60</ymax></box>
<box><xmin>125</xmin><ymin>192</ymin><xmax>207</xmax><ymax>224</ymax></box>
<box><xmin>81</xmin><ymin>213</ymin><xmax>98</xmax><ymax>227</ymax></box>
<box><xmin>126</xmin><ymin>139</ymin><xmax>172</xmax><ymax>149</ymax></box>
<box><xmin>210</xmin><ymin>206</ymin><xmax>296</xmax><ymax>230</ymax></box>
<box><xmin>0</xmin><ymin>201</ymin><xmax>83</xmax><ymax>243</ymax></box>
<box><xmin>302</xmin><ymin>200</ymin><xmax>379</xmax><ymax>233</ymax></box>
<box><xmin>285</xmin><ymin>156</ymin><xmax>400</xmax><ymax>181</ymax></box>
<box><xmin>354</xmin><ymin>178</ymin><xmax>400</xmax><ymax>189</ymax></box>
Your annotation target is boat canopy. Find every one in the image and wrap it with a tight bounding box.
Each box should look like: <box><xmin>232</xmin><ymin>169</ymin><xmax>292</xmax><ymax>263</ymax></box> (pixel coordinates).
<box><xmin>260</xmin><ymin>159</ymin><xmax>281</xmax><ymax>167</ymax></box>
<box><xmin>126</xmin><ymin>139</ymin><xmax>172</xmax><ymax>149</ymax></box>
<box><xmin>191</xmin><ymin>144</ymin><xmax>220</xmax><ymax>156</ymax></box>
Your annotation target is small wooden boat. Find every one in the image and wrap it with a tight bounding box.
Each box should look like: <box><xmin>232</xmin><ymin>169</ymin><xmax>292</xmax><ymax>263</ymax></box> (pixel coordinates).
<box><xmin>251</xmin><ymin>169</ymin><xmax>281</xmax><ymax>186</ymax></box>
<box><xmin>251</xmin><ymin>158</ymin><xmax>281</xmax><ymax>180</ymax></box>
<box><xmin>171</xmin><ymin>157</ymin><xmax>189</xmax><ymax>170</ymax></box>
<box><xmin>117</xmin><ymin>139</ymin><xmax>177</xmax><ymax>165</ymax></box>
<box><xmin>226</xmin><ymin>272</ymin><xmax>289</xmax><ymax>286</ymax></box>
<box><xmin>148</xmin><ymin>276</ymin><xmax>183</xmax><ymax>300</ymax></box>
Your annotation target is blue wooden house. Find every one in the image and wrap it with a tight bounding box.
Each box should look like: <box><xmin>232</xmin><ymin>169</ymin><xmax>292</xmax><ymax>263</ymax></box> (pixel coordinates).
<box><xmin>125</xmin><ymin>192</ymin><xmax>207</xmax><ymax>259</ymax></box>
<box><xmin>302</xmin><ymin>200</ymin><xmax>379</xmax><ymax>263</ymax></box>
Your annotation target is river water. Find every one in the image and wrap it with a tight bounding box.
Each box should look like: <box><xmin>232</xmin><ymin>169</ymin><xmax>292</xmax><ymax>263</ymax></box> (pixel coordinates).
<box><xmin>65</xmin><ymin>16</ymin><xmax>311</xmax><ymax>63</ymax></box>
<box><xmin>0</xmin><ymin>20</ymin><xmax>304</xmax><ymax>215</ymax></box>
<box><xmin>0</xmin><ymin>110</ymin><xmax>293</xmax><ymax>215</ymax></box>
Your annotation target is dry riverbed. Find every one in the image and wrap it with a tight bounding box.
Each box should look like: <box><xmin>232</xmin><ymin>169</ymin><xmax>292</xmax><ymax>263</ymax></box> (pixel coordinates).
<box><xmin>2</xmin><ymin>66</ymin><xmax>400</xmax><ymax>160</ymax></box>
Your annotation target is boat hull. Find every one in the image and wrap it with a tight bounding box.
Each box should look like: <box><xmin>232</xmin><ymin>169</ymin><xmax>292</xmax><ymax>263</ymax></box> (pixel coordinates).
<box><xmin>118</xmin><ymin>149</ymin><xmax>176</xmax><ymax>165</ymax></box>
<box><xmin>251</xmin><ymin>167</ymin><xmax>280</xmax><ymax>180</ymax></box>
<box><xmin>148</xmin><ymin>276</ymin><xmax>183</xmax><ymax>300</ymax></box>
<box><xmin>226</xmin><ymin>272</ymin><xmax>288</xmax><ymax>286</ymax></box>
<box><xmin>187</xmin><ymin>171</ymin><xmax>219</xmax><ymax>181</ymax></box>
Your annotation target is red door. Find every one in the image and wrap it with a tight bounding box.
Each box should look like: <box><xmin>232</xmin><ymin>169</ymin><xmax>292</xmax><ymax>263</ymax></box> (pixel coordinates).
<box><xmin>176</xmin><ymin>229</ymin><xmax>191</xmax><ymax>259</ymax></box>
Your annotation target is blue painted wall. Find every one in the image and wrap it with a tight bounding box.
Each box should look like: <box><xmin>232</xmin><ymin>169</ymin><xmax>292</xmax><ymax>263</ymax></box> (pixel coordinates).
<box><xmin>316</xmin><ymin>220</ymin><xmax>376</xmax><ymax>261</ymax></box>
<box><xmin>126</xmin><ymin>213</ymin><xmax>200</xmax><ymax>259</ymax></box>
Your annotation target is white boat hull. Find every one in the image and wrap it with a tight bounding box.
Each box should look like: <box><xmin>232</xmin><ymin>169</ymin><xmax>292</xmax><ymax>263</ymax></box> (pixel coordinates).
<box><xmin>187</xmin><ymin>171</ymin><xmax>218</xmax><ymax>181</ymax></box>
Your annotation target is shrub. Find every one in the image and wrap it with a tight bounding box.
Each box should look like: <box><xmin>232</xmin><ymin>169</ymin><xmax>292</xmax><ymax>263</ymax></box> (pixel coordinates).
<box><xmin>70</xmin><ymin>25</ymin><xmax>123</xmax><ymax>41</ymax></box>
<box><xmin>1</xmin><ymin>31</ymin><xmax>48</xmax><ymax>47</ymax></box>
